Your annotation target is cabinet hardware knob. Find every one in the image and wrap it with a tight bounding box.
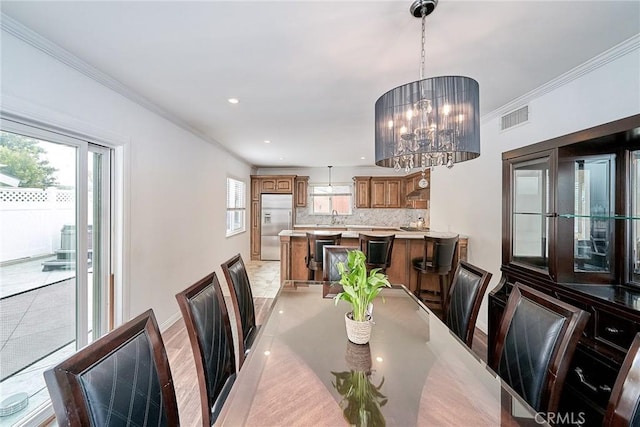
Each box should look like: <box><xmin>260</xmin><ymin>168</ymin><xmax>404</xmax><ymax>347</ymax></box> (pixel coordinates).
<box><xmin>599</xmin><ymin>384</ymin><xmax>612</xmax><ymax>393</ymax></box>
<box><xmin>604</xmin><ymin>326</ymin><xmax>623</xmax><ymax>335</ymax></box>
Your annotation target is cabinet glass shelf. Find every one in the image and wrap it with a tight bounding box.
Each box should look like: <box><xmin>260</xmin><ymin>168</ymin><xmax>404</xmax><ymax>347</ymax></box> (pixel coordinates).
<box><xmin>559</xmin><ymin>214</ymin><xmax>640</xmax><ymax>220</ymax></box>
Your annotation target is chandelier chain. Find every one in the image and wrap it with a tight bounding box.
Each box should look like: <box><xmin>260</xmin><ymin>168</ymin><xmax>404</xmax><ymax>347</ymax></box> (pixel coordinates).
<box><xmin>419</xmin><ymin>5</ymin><xmax>427</xmax><ymax>80</ymax></box>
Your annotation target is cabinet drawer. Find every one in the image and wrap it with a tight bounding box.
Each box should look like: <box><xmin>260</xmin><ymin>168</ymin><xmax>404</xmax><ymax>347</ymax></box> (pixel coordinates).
<box><xmin>559</xmin><ymin>383</ymin><xmax>604</xmax><ymax>427</ymax></box>
<box><xmin>594</xmin><ymin>309</ymin><xmax>638</xmax><ymax>352</ymax></box>
<box><xmin>565</xmin><ymin>347</ymin><xmax>616</xmax><ymax>410</ymax></box>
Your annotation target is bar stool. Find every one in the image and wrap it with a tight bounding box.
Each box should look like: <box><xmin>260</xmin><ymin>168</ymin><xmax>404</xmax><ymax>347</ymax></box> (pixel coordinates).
<box><xmin>412</xmin><ymin>234</ymin><xmax>458</xmax><ymax>316</ymax></box>
<box><xmin>358</xmin><ymin>233</ymin><xmax>395</xmax><ymax>274</ymax></box>
<box><xmin>305</xmin><ymin>232</ymin><xmax>342</xmax><ymax>280</ymax></box>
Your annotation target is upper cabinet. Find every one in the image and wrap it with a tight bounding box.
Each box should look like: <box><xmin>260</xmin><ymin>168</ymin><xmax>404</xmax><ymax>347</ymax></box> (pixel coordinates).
<box><xmin>404</xmin><ymin>171</ymin><xmax>430</xmax><ymax>209</ymax></box>
<box><xmin>354</xmin><ymin>172</ymin><xmax>429</xmax><ymax>209</ymax></box>
<box><xmin>370</xmin><ymin>177</ymin><xmax>403</xmax><ymax>208</ymax></box>
<box><xmin>502</xmin><ymin>115</ymin><xmax>640</xmax><ymax>287</ymax></box>
<box><xmin>353</xmin><ymin>177</ymin><xmax>371</xmax><ymax>208</ymax></box>
<box><xmin>260</xmin><ymin>176</ymin><xmax>294</xmax><ymax>193</ymax></box>
<box><xmin>295</xmin><ymin>176</ymin><xmax>309</xmax><ymax>207</ymax></box>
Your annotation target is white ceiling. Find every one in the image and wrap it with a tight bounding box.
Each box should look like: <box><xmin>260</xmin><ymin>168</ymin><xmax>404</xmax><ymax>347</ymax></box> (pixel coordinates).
<box><xmin>2</xmin><ymin>1</ymin><xmax>639</xmax><ymax>168</ymax></box>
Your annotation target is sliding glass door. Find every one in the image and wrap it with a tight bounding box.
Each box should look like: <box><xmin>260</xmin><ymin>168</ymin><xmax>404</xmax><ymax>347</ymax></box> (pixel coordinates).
<box><xmin>0</xmin><ymin>123</ymin><xmax>114</xmax><ymax>424</ymax></box>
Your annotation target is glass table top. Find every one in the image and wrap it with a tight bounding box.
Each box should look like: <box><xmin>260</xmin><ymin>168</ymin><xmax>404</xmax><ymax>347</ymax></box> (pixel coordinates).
<box><xmin>217</xmin><ymin>281</ymin><xmax>544</xmax><ymax>426</ymax></box>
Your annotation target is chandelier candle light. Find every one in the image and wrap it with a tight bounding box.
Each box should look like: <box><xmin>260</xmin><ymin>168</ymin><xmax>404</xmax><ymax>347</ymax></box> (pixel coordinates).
<box><xmin>375</xmin><ymin>0</ymin><xmax>480</xmax><ymax>172</ymax></box>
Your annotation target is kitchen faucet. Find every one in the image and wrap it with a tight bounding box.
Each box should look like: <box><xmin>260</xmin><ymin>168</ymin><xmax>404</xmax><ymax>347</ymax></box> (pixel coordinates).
<box><xmin>331</xmin><ymin>209</ymin><xmax>338</xmax><ymax>225</ymax></box>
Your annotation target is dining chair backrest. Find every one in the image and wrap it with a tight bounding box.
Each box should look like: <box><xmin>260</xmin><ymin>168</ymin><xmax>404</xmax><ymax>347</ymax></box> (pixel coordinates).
<box><xmin>323</xmin><ymin>245</ymin><xmax>359</xmax><ymax>282</ymax></box>
<box><xmin>444</xmin><ymin>261</ymin><xmax>492</xmax><ymax>348</ymax></box>
<box><xmin>358</xmin><ymin>233</ymin><xmax>395</xmax><ymax>272</ymax></box>
<box><xmin>604</xmin><ymin>332</ymin><xmax>640</xmax><ymax>427</ymax></box>
<box><xmin>176</xmin><ymin>272</ymin><xmax>236</xmax><ymax>425</ymax></box>
<box><xmin>221</xmin><ymin>253</ymin><xmax>259</xmax><ymax>367</ymax></box>
<box><xmin>44</xmin><ymin>309</ymin><xmax>179</xmax><ymax>426</ymax></box>
<box><xmin>490</xmin><ymin>283</ymin><xmax>590</xmax><ymax>416</ymax></box>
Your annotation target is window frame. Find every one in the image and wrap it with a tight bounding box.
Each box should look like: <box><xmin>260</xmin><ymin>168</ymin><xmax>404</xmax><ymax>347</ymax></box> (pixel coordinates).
<box><xmin>310</xmin><ymin>183</ymin><xmax>353</xmax><ymax>215</ymax></box>
<box><xmin>226</xmin><ymin>177</ymin><xmax>246</xmax><ymax>236</ymax></box>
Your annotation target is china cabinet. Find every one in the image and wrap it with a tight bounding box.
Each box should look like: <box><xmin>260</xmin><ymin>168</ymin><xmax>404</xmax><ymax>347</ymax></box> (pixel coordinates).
<box><xmin>489</xmin><ymin>114</ymin><xmax>640</xmax><ymax>425</ymax></box>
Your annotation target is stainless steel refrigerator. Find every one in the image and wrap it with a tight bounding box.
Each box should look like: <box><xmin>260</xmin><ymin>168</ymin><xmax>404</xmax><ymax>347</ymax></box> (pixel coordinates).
<box><xmin>260</xmin><ymin>194</ymin><xmax>292</xmax><ymax>261</ymax></box>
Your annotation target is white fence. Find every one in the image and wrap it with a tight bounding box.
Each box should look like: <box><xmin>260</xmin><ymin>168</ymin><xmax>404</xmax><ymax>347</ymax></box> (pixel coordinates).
<box><xmin>0</xmin><ymin>188</ymin><xmax>74</xmax><ymax>263</ymax></box>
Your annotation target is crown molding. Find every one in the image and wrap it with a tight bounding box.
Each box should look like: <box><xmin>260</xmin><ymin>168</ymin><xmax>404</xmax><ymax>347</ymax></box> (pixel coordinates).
<box><xmin>481</xmin><ymin>33</ymin><xmax>640</xmax><ymax>124</ymax></box>
<box><xmin>0</xmin><ymin>13</ymin><xmax>250</xmax><ymax>166</ymax></box>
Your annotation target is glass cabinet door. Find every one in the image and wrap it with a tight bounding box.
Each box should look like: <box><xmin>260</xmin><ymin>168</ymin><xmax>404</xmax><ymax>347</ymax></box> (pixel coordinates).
<box><xmin>632</xmin><ymin>150</ymin><xmax>640</xmax><ymax>285</ymax></box>
<box><xmin>511</xmin><ymin>155</ymin><xmax>553</xmax><ymax>272</ymax></box>
<box><xmin>572</xmin><ymin>157</ymin><xmax>614</xmax><ymax>273</ymax></box>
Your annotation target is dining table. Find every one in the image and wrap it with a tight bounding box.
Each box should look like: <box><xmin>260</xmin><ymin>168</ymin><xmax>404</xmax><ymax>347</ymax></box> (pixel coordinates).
<box><xmin>216</xmin><ymin>281</ymin><xmax>547</xmax><ymax>426</ymax></box>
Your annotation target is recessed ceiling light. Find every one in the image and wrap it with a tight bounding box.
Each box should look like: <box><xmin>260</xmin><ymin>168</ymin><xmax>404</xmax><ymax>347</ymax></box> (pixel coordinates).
<box><xmin>279</xmin><ymin>157</ymin><xmax>284</xmax><ymax>160</ymax></box>
<box><xmin>264</xmin><ymin>140</ymin><xmax>271</xmax><ymax>144</ymax></box>
<box><xmin>360</xmin><ymin>156</ymin><xmax>366</xmax><ymax>160</ymax></box>
<box><xmin>227</xmin><ymin>98</ymin><xmax>239</xmax><ymax>104</ymax></box>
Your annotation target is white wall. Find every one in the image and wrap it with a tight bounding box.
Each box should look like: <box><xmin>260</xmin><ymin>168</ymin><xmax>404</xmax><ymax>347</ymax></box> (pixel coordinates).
<box><xmin>1</xmin><ymin>31</ymin><xmax>253</xmax><ymax>327</ymax></box>
<box><xmin>430</xmin><ymin>43</ymin><xmax>640</xmax><ymax>332</ymax></box>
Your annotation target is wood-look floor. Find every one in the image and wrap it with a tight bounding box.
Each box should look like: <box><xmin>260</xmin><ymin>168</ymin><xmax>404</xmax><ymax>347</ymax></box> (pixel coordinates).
<box><xmin>162</xmin><ymin>296</ymin><xmax>488</xmax><ymax>427</ymax></box>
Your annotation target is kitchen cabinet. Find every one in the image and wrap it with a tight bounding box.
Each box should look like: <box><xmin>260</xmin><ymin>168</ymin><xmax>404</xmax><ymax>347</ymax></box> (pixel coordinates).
<box><xmin>370</xmin><ymin>177</ymin><xmax>402</xmax><ymax>208</ymax></box>
<box><xmin>354</xmin><ymin>173</ymin><xmax>429</xmax><ymax>209</ymax></box>
<box><xmin>250</xmin><ymin>200</ymin><xmax>260</xmax><ymax>259</ymax></box>
<box><xmin>250</xmin><ymin>175</ymin><xmax>296</xmax><ymax>260</ymax></box>
<box><xmin>489</xmin><ymin>114</ymin><xmax>640</xmax><ymax>425</ymax></box>
<box><xmin>295</xmin><ymin>176</ymin><xmax>308</xmax><ymax>207</ymax></box>
<box><xmin>353</xmin><ymin>177</ymin><xmax>371</xmax><ymax>208</ymax></box>
<box><xmin>404</xmin><ymin>171</ymin><xmax>429</xmax><ymax>209</ymax></box>
<box><xmin>260</xmin><ymin>176</ymin><xmax>293</xmax><ymax>193</ymax></box>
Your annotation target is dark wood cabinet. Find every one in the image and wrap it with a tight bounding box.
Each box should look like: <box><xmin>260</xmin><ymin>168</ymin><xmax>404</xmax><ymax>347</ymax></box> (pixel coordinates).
<box><xmin>489</xmin><ymin>114</ymin><xmax>640</xmax><ymax>426</ymax></box>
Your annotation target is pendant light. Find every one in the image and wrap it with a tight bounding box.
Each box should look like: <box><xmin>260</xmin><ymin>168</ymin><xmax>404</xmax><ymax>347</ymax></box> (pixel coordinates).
<box><xmin>327</xmin><ymin>165</ymin><xmax>333</xmax><ymax>193</ymax></box>
<box><xmin>374</xmin><ymin>0</ymin><xmax>480</xmax><ymax>171</ymax></box>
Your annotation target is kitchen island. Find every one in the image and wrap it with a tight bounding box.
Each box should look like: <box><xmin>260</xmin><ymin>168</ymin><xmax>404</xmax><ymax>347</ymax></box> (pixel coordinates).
<box><xmin>279</xmin><ymin>229</ymin><xmax>467</xmax><ymax>294</ymax></box>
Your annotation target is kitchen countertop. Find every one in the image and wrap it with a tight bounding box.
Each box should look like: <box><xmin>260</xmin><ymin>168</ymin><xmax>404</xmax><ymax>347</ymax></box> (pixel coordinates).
<box><xmin>279</xmin><ymin>229</ymin><xmax>463</xmax><ymax>240</ymax></box>
<box><xmin>292</xmin><ymin>224</ymin><xmax>403</xmax><ymax>230</ymax></box>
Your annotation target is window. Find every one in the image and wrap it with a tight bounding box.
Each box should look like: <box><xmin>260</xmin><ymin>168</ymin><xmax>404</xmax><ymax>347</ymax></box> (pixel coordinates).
<box><xmin>0</xmin><ymin>124</ymin><xmax>114</xmax><ymax>424</ymax></box>
<box><xmin>226</xmin><ymin>177</ymin><xmax>246</xmax><ymax>236</ymax></box>
<box><xmin>312</xmin><ymin>184</ymin><xmax>352</xmax><ymax>215</ymax></box>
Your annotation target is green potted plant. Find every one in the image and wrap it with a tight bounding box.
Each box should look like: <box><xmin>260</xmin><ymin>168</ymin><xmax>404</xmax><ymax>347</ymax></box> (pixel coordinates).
<box><xmin>334</xmin><ymin>250</ymin><xmax>392</xmax><ymax>344</ymax></box>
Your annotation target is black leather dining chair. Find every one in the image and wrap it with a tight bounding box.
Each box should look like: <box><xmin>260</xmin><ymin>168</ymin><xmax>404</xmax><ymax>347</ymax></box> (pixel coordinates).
<box><xmin>221</xmin><ymin>253</ymin><xmax>259</xmax><ymax>368</ymax></box>
<box><xmin>44</xmin><ymin>309</ymin><xmax>179</xmax><ymax>426</ymax></box>
<box><xmin>176</xmin><ymin>271</ymin><xmax>236</xmax><ymax>426</ymax></box>
<box><xmin>358</xmin><ymin>233</ymin><xmax>395</xmax><ymax>274</ymax></box>
<box><xmin>306</xmin><ymin>232</ymin><xmax>342</xmax><ymax>280</ymax></box>
<box><xmin>323</xmin><ymin>245</ymin><xmax>359</xmax><ymax>282</ymax></box>
<box><xmin>412</xmin><ymin>235</ymin><xmax>459</xmax><ymax>316</ymax></box>
<box><xmin>490</xmin><ymin>283</ymin><xmax>590</xmax><ymax>418</ymax></box>
<box><xmin>444</xmin><ymin>261</ymin><xmax>492</xmax><ymax>348</ymax></box>
<box><xmin>604</xmin><ymin>332</ymin><xmax>640</xmax><ymax>427</ymax></box>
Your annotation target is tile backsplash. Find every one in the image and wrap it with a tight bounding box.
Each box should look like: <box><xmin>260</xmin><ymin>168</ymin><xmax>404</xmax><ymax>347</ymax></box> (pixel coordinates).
<box><xmin>296</xmin><ymin>206</ymin><xmax>429</xmax><ymax>228</ymax></box>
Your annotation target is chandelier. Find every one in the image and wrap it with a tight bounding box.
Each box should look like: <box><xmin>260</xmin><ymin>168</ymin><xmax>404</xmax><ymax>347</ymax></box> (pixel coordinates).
<box><xmin>374</xmin><ymin>0</ymin><xmax>480</xmax><ymax>171</ymax></box>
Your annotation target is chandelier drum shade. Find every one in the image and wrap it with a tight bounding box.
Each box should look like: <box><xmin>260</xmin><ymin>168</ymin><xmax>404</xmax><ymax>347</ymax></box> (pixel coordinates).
<box><xmin>374</xmin><ymin>76</ymin><xmax>480</xmax><ymax>169</ymax></box>
<box><xmin>375</xmin><ymin>0</ymin><xmax>481</xmax><ymax>170</ymax></box>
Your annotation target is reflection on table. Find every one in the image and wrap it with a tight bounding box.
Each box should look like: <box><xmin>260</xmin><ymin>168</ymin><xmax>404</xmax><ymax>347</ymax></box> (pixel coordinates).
<box><xmin>217</xmin><ymin>281</ymin><xmax>545</xmax><ymax>426</ymax></box>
